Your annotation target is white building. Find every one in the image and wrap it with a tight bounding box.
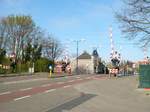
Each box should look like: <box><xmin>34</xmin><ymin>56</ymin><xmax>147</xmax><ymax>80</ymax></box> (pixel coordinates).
<box><xmin>71</xmin><ymin>51</ymin><xmax>99</xmax><ymax>74</ymax></box>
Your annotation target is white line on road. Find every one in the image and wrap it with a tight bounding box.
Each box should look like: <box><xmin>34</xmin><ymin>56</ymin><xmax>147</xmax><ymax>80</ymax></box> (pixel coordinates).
<box><xmin>86</xmin><ymin>77</ymin><xmax>91</xmax><ymax>79</ymax></box>
<box><xmin>93</xmin><ymin>78</ymin><xmax>100</xmax><ymax>80</ymax></box>
<box><xmin>0</xmin><ymin>91</ymin><xmax>11</xmax><ymax>95</ymax></box>
<box><xmin>76</xmin><ymin>77</ymin><xmax>80</xmax><ymax>79</ymax></box>
<box><xmin>14</xmin><ymin>95</ymin><xmax>31</xmax><ymax>101</ymax></box>
<box><xmin>41</xmin><ymin>84</ymin><xmax>51</xmax><ymax>87</ymax></box>
<box><xmin>62</xmin><ymin>110</ymin><xmax>69</xmax><ymax>112</ymax></box>
<box><xmin>68</xmin><ymin>80</ymin><xmax>74</xmax><ymax>82</ymax></box>
<box><xmin>77</xmin><ymin>79</ymin><xmax>82</xmax><ymax>81</ymax></box>
<box><xmin>45</xmin><ymin>89</ymin><xmax>56</xmax><ymax>93</ymax></box>
<box><xmin>63</xmin><ymin>85</ymin><xmax>71</xmax><ymax>88</ymax></box>
<box><xmin>136</xmin><ymin>88</ymin><xmax>145</xmax><ymax>92</ymax></box>
<box><xmin>57</xmin><ymin>82</ymin><xmax>64</xmax><ymax>84</ymax></box>
<box><xmin>64</xmin><ymin>76</ymin><xmax>68</xmax><ymax>79</ymax></box>
<box><xmin>3</xmin><ymin>78</ymin><xmax>48</xmax><ymax>85</ymax></box>
<box><xmin>20</xmin><ymin>87</ymin><xmax>32</xmax><ymax>91</ymax></box>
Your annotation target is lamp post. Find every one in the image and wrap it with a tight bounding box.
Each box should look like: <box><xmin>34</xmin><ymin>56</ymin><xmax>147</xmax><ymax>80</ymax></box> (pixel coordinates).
<box><xmin>73</xmin><ymin>39</ymin><xmax>85</xmax><ymax>75</ymax></box>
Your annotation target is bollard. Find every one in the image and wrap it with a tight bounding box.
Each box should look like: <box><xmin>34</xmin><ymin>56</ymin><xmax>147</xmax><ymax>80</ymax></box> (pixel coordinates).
<box><xmin>48</xmin><ymin>65</ymin><xmax>52</xmax><ymax>78</ymax></box>
<box><xmin>49</xmin><ymin>69</ymin><xmax>52</xmax><ymax>78</ymax></box>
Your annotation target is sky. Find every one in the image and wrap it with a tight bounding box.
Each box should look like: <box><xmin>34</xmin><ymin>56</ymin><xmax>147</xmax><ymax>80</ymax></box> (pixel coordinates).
<box><xmin>0</xmin><ymin>0</ymin><xmax>149</xmax><ymax>62</ymax></box>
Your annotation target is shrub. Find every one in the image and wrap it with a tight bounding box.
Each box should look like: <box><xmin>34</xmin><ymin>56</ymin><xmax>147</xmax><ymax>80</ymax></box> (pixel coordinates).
<box><xmin>35</xmin><ymin>58</ymin><xmax>54</xmax><ymax>72</ymax></box>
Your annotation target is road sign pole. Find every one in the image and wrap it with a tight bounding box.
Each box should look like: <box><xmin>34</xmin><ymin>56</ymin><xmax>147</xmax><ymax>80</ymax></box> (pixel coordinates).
<box><xmin>49</xmin><ymin>69</ymin><xmax>52</xmax><ymax>78</ymax></box>
<box><xmin>49</xmin><ymin>65</ymin><xmax>52</xmax><ymax>78</ymax></box>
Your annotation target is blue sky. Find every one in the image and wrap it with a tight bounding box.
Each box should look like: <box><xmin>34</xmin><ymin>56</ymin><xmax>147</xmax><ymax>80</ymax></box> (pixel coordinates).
<box><xmin>0</xmin><ymin>0</ymin><xmax>149</xmax><ymax>61</ymax></box>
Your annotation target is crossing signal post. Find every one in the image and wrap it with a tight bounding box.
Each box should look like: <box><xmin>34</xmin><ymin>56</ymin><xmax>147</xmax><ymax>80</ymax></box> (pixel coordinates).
<box><xmin>110</xmin><ymin>51</ymin><xmax>121</xmax><ymax>77</ymax></box>
<box><xmin>109</xmin><ymin>26</ymin><xmax>121</xmax><ymax>77</ymax></box>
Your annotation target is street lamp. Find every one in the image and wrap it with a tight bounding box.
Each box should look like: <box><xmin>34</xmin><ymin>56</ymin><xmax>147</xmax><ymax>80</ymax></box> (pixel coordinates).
<box><xmin>73</xmin><ymin>39</ymin><xmax>85</xmax><ymax>75</ymax></box>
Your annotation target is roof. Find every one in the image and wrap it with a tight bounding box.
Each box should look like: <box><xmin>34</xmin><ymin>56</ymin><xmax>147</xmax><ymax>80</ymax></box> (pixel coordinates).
<box><xmin>78</xmin><ymin>51</ymin><xmax>91</xmax><ymax>59</ymax></box>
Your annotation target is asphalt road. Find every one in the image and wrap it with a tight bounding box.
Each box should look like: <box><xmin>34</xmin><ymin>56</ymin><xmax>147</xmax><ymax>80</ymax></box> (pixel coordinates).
<box><xmin>0</xmin><ymin>74</ymin><xmax>100</xmax><ymax>93</ymax></box>
<box><xmin>0</xmin><ymin>74</ymin><xmax>149</xmax><ymax>112</ymax></box>
<box><xmin>0</xmin><ymin>74</ymin><xmax>106</xmax><ymax>112</ymax></box>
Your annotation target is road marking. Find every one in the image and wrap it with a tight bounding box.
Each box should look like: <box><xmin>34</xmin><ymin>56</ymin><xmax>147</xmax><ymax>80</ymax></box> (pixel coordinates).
<box><xmin>136</xmin><ymin>88</ymin><xmax>145</xmax><ymax>92</ymax></box>
<box><xmin>68</xmin><ymin>80</ymin><xmax>74</xmax><ymax>82</ymax></box>
<box><xmin>63</xmin><ymin>85</ymin><xmax>71</xmax><ymax>88</ymax></box>
<box><xmin>41</xmin><ymin>84</ymin><xmax>51</xmax><ymax>87</ymax></box>
<box><xmin>20</xmin><ymin>87</ymin><xmax>32</xmax><ymax>91</ymax></box>
<box><xmin>76</xmin><ymin>76</ymin><xmax>80</xmax><ymax>79</ymax></box>
<box><xmin>3</xmin><ymin>78</ymin><xmax>48</xmax><ymax>85</ymax></box>
<box><xmin>86</xmin><ymin>77</ymin><xmax>91</xmax><ymax>79</ymax></box>
<box><xmin>64</xmin><ymin>76</ymin><xmax>68</xmax><ymax>79</ymax></box>
<box><xmin>93</xmin><ymin>77</ymin><xmax>99</xmax><ymax>80</ymax></box>
<box><xmin>14</xmin><ymin>95</ymin><xmax>31</xmax><ymax>101</ymax></box>
<box><xmin>62</xmin><ymin>110</ymin><xmax>69</xmax><ymax>112</ymax></box>
<box><xmin>45</xmin><ymin>89</ymin><xmax>56</xmax><ymax>93</ymax></box>
<box><xmin>57</xmin><ymin>82</ymin><xmax>64</xmax><ymax>84</ymax></box>
<box><xmin>0</xmin><ymin>91</ymin><xmax>11</xmax><ymax>95</ymax></box>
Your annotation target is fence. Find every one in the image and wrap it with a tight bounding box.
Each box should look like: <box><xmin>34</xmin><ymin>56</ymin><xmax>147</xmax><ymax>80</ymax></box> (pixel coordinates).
<box><xmin>139</xmin><ymin>65</ymin><xmax>150</xmax><ymax>88</ymax></box>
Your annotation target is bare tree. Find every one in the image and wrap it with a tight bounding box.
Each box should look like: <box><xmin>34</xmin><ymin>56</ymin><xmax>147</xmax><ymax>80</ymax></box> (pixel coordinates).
<box><xmin>42</xmin><ymin>36</ymin><xmax>62</xmax><ymax>62</ymax></box>
<box><xmin>116</xmin><ymin>0</ymin><xmax>150</xmax><ymax>47</ymax></box>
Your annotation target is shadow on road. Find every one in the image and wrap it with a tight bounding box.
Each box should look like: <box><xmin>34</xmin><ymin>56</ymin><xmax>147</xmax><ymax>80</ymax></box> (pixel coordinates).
<box><xmin>46</xmin><ymin>93</ymin><xmax>96</xmax><ymax>112</ymax></box>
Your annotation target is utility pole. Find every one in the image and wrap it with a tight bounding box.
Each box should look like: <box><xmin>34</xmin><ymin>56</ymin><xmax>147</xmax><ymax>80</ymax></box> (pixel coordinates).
<box><xmin>76</xmin><ymin>41</ymin><xmax>79</xmax><ymax>75</ymax></box>
<box><xmin>73</xmin><ymin>39</ymin><xmax>85</xmax><ymax>75</ymax></box>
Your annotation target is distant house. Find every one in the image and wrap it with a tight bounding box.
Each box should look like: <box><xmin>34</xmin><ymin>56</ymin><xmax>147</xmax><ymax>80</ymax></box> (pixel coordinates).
<box><xmin>71</xmin><ymin>50</ymin><xmax>100</xmax><ymax>74</ymax></box>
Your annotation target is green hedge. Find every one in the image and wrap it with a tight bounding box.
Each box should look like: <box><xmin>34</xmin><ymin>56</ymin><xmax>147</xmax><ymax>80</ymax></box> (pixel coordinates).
<box><xmin>35</xmin><ymin>58</ymin><xmax>47</xmax><ymax>72</ymax></box>
<box><xmin>35</xmin><ymin>58</ymin><xmax>54</xmax><ymax>72</ymax></box>
<box><xmin>0</xmin><ymin>58</ymin><xmax>54</xmax><ymax>74</ymax></box>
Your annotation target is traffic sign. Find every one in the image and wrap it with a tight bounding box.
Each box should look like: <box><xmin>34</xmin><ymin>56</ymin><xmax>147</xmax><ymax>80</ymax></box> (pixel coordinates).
<box><xmin>49</xmin><ymin>65</ymin><xmax>52</xmax><ymax>70</ymax></box>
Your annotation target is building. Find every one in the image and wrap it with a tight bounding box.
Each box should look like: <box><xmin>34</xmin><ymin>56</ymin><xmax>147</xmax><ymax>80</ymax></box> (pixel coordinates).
<box><xmin>71</xmin><ymin>50</ymin><xmax>100</xmax><ymax>74</ymax></box>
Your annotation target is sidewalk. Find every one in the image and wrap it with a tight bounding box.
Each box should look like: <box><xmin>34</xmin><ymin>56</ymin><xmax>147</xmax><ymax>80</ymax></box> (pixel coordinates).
<box><xmin>69</xmin><ymin>76</ymin><xmax>150</xmax><ymax>112</ymax></box>
<box><xmin>0</xmin><ymin>72</ymin><xmax>73</xmax><ymax>83</ymax></box>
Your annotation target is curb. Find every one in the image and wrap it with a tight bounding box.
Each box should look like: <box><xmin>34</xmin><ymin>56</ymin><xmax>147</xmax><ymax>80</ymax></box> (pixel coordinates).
<box><xmin>136</xmin><ymin>88</ymin><xmax>150</xmax><ymax>96</ymax></box>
